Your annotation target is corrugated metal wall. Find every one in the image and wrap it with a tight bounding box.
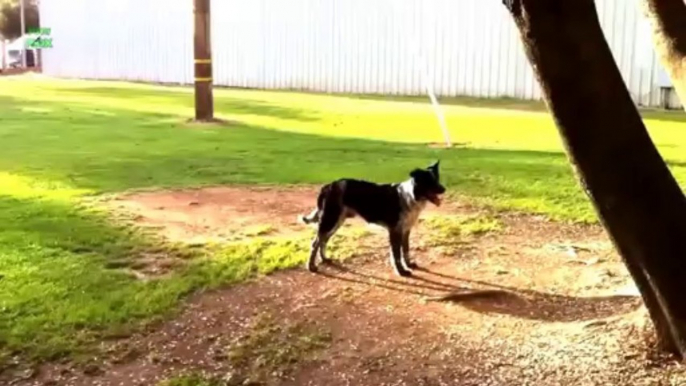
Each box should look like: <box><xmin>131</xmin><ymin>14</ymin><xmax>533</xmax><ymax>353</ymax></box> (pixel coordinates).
<box><xmin>39</xmin><ymin>0</ymin><xmax>682</xmax><ymax>108</ymax></box>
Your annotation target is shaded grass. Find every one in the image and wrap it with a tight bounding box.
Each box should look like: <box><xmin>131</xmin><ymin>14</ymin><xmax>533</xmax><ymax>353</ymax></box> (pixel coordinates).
<box><xmin>0</xmin><ymin>196</ymin><xmax>323</xmax><ymax>370</ymax></box>
<box><xmin>0</xmin><ymin>182</ymin><xmax>199</xmax><ymax>364</ymax></box>
<box><xmin>0</xmin><ymin>77</ymin><xmax>684</xmax><ymax>370</ymax></box>
<box><xmin>1</xmin><ymin>78</ymin><xmax>684</xmax><ymax>220</ymax></box>
<box><xmin>158</xmin><ymin>373</ymin><xmax>223</xmax><ymax>386</ymax></box>
<box><xmin>0</xmin><ymin>176</ymin><xmax>353</xmax><ymax>370</ymax></box>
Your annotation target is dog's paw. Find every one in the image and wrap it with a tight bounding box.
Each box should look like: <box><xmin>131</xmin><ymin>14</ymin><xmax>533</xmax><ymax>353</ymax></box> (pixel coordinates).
<box><xmin>407</xmin><ymin>262</ymin><xmax>419</xmax><ymax>269</ymax></box>
<box><xmin>307</xmin><ymin>263</ymin><xmax>319</xmax><ymax>273</ymax></box>
<box><xmin>320</xmin><ymin>257</ymin><xmax>333</xmax><ymax>265</ymax></box>
<box><xmin>396</xmin><ymin>269</ymin><xmax>413</xmax><ymax>277</ymax></box>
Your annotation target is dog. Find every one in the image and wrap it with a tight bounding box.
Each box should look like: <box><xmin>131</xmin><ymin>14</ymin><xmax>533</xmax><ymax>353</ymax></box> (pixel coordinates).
<box><xmin>299</xmin><ymin>161</ymin><xmax>446</xmax><ymax>277</ymax></box>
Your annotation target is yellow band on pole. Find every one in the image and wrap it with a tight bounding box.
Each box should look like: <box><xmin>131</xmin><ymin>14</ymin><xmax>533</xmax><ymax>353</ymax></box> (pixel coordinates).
<box><xmin>194</xmin><ymin>59</ymin><xmax>212</xmax><ymax>64</ymax></box>
<box><xmin>195</xmin><ymin>77</ymin><xmax>212</xmax><ymax>82</ymax></box>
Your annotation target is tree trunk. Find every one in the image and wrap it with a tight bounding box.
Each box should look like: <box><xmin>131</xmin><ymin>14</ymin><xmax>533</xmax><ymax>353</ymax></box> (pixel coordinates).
<box><xmin>641</xmin><ymin>0</ymin><xmax>686</xmax><ymax>108</ymax></box>
<box><xmin>501</xmin><ymin>0</ymin><xmax>686</xmax><ymax>357</ymax></box>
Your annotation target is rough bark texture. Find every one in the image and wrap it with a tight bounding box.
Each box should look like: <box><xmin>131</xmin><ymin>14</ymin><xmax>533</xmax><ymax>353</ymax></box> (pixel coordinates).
<box><xmin>193</xmin><ymin>0</ymin><xmax>214</xmax><ymax>121</ymax></box>
<box><xmin>641</xmin><ymin>0</ymin><xmax>686</xmax><ymax>108</ymax></box>
<box><xmin>502</xmin><ymin>0</ymin><xmax>686</xmax><ymax>356</ymax></box>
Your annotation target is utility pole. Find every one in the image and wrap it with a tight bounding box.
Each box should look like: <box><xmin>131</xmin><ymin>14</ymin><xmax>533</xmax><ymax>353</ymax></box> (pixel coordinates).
<box><xmin>193</xmin><ymin>0</ymin><xmax>214</xmax><ymax>121</ymax></box>
<box><xmin>20</xmin><ymin>0</ymin><xmax>26</xmax><ymax>67</ymax></box>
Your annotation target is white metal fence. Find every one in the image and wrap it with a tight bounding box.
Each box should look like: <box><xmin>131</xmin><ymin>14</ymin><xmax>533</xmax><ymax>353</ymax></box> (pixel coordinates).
<box><xmin>39</xmin><ymin>0</ymin><xmax>682</xmax><ymax>108</ymax></box>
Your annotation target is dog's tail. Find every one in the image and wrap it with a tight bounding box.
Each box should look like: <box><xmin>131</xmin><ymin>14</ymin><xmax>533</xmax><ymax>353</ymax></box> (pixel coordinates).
<box><xmin>298</xmin><ymin>208</ymin><xmax>321</xmax><ymax>225</ymax></box>
<box><xmin>298</xmin><ymin>184</ymin><xmax>332</xmax><ymax>225</ymax></box>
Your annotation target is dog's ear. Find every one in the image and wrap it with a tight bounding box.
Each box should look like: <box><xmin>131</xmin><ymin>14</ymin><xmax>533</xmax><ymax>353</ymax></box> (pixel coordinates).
<box><xmin>409</xmin><ymin>168</ymin><xmax>423</xmax><ymax>179</ymax></box>
<box><xmin>428</xmin><ymin>160</ymin><xmax>440</xmax><ymax>179</ymax></box>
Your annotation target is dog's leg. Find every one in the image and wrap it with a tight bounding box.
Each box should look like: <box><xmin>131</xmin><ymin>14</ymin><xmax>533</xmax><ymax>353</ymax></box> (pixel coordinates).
<box><xmin>310</xmin><ymin>202</ymin><xmax>344</xmax><ymax>270</ymax></box>
<box><xmin>319</xmin><ymin>217</ymin><xmax>344</xmax><ymax>264</ymax></box>
<box><xmin>402</xmin><ymin>230</ymin><xmax>418</xmax><ymax>271</ymax></box>
<box><xmin>401</xmin><ymin>230</ymin><xmax>418</xmax><ymax>270</ymax></box>
<box><xmin>319</xmin><ymin>241</ymin><xmax>331</xmax><ymax>264</ymax></box>
<box><xmin>389</xmin><ymin>229</ymin><xmax>412</xmax><ymax>277</ymax></box>
<box><xmin>307</xmin><ymin>236</ymin><xmax>321</xmax><ymax>273</ymax></box>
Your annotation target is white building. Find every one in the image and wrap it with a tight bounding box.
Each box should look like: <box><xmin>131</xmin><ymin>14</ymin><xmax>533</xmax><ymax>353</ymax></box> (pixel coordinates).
<box><xmin>2</xmin><ymin>35</ymin><xmax>36</xmax><ymax>69</ymax></box>
<box><xmin>38</xmin><ymin>0</ymin><xmax>681</xmax><ymax>109</ymax></box>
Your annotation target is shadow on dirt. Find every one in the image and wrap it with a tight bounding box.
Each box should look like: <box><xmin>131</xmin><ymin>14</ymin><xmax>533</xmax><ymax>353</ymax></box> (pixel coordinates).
<box><xmin>319</xmin><ymin>263</ymin><xmax>642</xmax><ymax>323</ymax></box>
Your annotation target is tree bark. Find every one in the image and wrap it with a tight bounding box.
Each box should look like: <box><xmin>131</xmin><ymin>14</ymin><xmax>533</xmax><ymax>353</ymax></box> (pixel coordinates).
<box><xmin>641</xmin><ymin>0</ymin><xmax>686</xmax><ymax>108</ymax></box>
<box><xmin>501</xmin><ymin>0</ymin><xmax>686</xmax><ymax>357</ymax></box>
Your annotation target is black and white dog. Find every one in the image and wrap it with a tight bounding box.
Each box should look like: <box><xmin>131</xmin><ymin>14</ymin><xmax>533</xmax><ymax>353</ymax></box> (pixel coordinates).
<box><xmin>299</xmin><ymin>161</ymin><xmax>446</xmax><ymax>277</ymax></box>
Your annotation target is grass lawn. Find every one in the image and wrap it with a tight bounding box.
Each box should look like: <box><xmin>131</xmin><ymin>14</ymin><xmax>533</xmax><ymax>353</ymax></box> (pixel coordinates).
<box><xmin>0</xmin><ymin>76</ymin><xmax>685</xmax><ymax>368</ymax></box>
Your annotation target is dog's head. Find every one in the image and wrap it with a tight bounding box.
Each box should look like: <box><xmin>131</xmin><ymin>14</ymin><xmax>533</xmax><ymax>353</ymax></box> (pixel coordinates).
<box><xmin>409</xmin><ymin>161</ymin><xmax>446</xmax><ymax>206</ymax></box>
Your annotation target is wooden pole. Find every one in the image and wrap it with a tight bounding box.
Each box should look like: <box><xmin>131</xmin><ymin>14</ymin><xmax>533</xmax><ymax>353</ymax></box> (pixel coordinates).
<box><xmin>194</xmin><ymin>0</ymin><xmax>214</xmax><ymax>121</ymax></box>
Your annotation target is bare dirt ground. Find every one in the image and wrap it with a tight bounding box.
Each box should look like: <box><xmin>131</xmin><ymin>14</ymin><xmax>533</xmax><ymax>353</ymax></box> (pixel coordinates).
<box><xmin>0</xmin><ymin>67</ymin><xmax>41</xmax><ymax>77</ymax></box>
<box><xmin>14</xmin><ymin>186</ymin><xmax>686</xmax><ymax>386</ymax></box>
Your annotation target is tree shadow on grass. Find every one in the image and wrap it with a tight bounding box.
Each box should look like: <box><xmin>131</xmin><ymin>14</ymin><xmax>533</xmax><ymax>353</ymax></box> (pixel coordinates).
<box><xmin>1</xmin><ymin>92</ymin><xmax>683</xmax><ymax>220</ymax></box>
<box><xmin>0</xmin><ymin>94</ymin><xmax>598</xmax><ymax>216</ymax></box>
<box><xmin>0</xmin><ymin>193</ymin><xmax>202</xmax><ymax>373</ymax></box>
<box><xmin>52</xmin><ymin>86</ymin><xmax>321</xmax><ymax>122</ymax></box>
<box><xmin>319</xmin><ymin>262</ymin><xmax>641</xmax><ymax>323</ymax></box>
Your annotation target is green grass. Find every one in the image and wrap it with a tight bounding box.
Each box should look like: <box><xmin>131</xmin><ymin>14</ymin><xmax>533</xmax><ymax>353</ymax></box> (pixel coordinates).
<box><xmin>158</xmin><ymin>373</ymin><xmax>223</xmax><ymax>386</ymax></box>
<box><xmin>424</xmin><ymin>214</ymin><xmax>502</xmax><ymax>245</ymax></box>
<box><xmin>0</xmin><ymin>76</ymin><xmax>684</xmax><ymax>369</ymax></box>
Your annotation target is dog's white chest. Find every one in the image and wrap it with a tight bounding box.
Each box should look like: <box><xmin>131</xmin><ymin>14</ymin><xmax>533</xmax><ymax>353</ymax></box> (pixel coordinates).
<box><xmin>397</xmin><ymin>179</ymin><xmax>427</xmax><ymax>231</ymax></box>
<box><xmin>400</xmin><ymin>202</ymin><xmax>426</xmax><ymax>230</ymax></box>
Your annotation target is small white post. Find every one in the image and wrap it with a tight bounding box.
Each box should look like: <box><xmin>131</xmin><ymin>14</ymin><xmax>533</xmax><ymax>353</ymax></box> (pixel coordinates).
<box><xmin>420</xmin><ymin>62</ymin><xmax>452</xmax><ymax>147</ymax></box>
<box><xmin>1</xmin><ymin>39</ymin><xmax>6</xmax><ymax>71</ymax></box>
<box><xmin>413</xmin><ymin>37</ymin><xmax>452</xmax><ymax>148</ymax></box>
<box><xmin>20</xmin><ymin>0</ymin><xmax>26</xmax><ymax>67</ymax></box>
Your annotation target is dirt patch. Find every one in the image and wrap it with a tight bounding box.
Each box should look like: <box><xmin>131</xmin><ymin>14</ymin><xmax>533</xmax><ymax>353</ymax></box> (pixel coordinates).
<box><xmin>0</xmin><ymin>67</ymin><xmax>41</xmax><ymax>77</ymax></box>
<box><xmin>110</xmin><ymin>186</ymin><xmax>320</xmax><ymax>244</ymax></box>
<box><xmin>11</xmin><ymin>186</ymin><xmax>686</xmax><ymax>386</ymax></box>
<box><xmin>426</xmin><ymin>142</ymin><xmax>469</xmax><ymax>149</ymax></box>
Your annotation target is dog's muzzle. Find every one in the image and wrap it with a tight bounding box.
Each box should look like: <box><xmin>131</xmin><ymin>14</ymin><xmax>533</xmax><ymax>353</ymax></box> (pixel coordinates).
<box><xmin>427</xmin><ymin>193</ymin><xmax>443</xmax><ymax>206</ymax></box>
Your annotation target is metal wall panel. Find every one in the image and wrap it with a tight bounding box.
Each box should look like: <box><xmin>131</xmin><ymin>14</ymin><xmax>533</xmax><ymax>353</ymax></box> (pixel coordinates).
<box><xmin>39</xmin><ymin>0</ymin><xmax>682</xmax><ymax>108</ymax></box>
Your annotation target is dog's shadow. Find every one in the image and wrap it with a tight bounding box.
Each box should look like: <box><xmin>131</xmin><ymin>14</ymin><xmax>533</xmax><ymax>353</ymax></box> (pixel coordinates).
<box><xmin>319</xmin><ymin>263</ymin><xmax>641</xmax><ymax>323</ymax></box>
